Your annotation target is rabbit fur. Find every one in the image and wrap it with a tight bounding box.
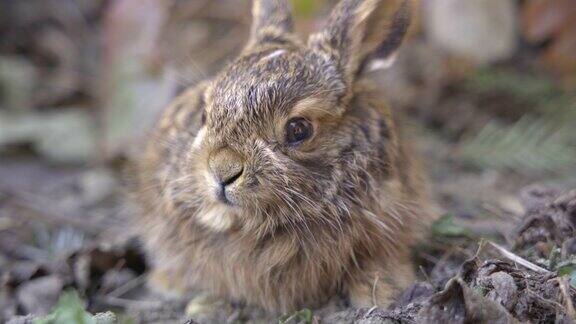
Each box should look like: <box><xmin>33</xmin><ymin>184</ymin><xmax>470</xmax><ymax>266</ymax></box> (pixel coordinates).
<box><xmin>131</xmin><ymin>0</ymin><xmax>434</xmax><ymax>313</ymax></box>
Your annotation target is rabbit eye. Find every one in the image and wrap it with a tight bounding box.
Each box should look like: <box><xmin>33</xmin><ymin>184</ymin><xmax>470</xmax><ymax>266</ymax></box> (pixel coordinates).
<box><xmin>285</xmin><ymin>117</ymin><xmax>312</xmax><ymax>145</ymax></box>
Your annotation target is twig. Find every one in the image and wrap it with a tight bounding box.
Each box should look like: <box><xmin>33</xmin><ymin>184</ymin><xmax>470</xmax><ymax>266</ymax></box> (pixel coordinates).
<box><xmin>364</xmin><ymin>306</ymin><xmax>378</xmax><ymax>317</ymax></box>
<box><xmin>371</xmin><ymin>274</ymin><xmax>380</xmax><ymax>307</ymax></box>
<box><xmin>96</xmin><ymin>296</ymin><xmax>164</xmax><ymax>309</ymax></box>
<box><xmin>556</xmin><ymin>277</ymin><xmax>576</xmax><ymax>319</ymax></box>
<box><xmin>487</xmin><ymin>242</ymin><xmax>551</xmax><ymax>274</ymax></box>
<box><xmin>419</xmin><ymin>265</ymin><xmax>432</xmax><ymax>284</ymax></box>
<box><xmin>107</xmin><ymin>274</ymin><xmax>147</xmax><ymax>298</ymax></box>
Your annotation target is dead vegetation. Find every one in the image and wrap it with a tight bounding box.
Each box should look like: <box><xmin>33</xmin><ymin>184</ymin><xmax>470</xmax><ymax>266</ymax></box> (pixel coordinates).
<box><xmin>325</xmin><ymin>186</ymin><xmax>576</xmax><ymax>324</ymax></box>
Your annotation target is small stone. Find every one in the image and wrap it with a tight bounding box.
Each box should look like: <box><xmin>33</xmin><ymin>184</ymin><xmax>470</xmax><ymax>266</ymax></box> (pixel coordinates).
<box><xmin>486</xmin><ymin>271</ymin><xmax>517</xmax><ymax>311</ymax></box>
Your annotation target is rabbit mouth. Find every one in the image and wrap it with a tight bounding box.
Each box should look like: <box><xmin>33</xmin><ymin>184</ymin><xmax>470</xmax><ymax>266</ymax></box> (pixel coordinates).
<box><xmin>196</xmin><ymin>203</ymin><xmax>237</xmax><ymax>232</ymax></box>
<box><xmin>204</xmin><ymin>172</ymin><xmax>244</xmax><ymax>207</ymax></box>
<box><xmin>214</xmin><ymin>184</ymin><xmax>241</xmax><ymax>206</ymax></box>
<box><xmin>216</xmin><ymin>186</ymin><xmax>233</xmax><ymax>205</ymax></box>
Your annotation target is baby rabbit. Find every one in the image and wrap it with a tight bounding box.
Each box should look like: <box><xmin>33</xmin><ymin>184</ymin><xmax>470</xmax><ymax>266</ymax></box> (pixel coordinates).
<box><xmin>132</xmin><ymin>0</ymin><xmax>433</xmax><ymax>313</ymax></box>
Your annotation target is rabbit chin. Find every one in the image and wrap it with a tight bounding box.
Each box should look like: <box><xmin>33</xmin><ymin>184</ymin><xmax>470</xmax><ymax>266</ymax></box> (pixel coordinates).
<box><xmin>196</xmin><ymin>203</ymin><xmax>237</xmax><ymax>232</ymax></box>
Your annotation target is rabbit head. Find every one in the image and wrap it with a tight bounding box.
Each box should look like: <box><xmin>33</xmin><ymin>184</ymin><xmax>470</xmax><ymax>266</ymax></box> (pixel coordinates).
<box><xmin>152</xmin><ymin>0</ymin><xmax>413</xmax><ymax>236</ymax></box>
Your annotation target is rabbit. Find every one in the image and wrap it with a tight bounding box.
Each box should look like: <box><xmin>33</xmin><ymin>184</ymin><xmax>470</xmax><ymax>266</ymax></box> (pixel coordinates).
<box><xmin>131</xmin><ymin>0</ymin><xmax>434</xmax><ymax>313</ymax></box>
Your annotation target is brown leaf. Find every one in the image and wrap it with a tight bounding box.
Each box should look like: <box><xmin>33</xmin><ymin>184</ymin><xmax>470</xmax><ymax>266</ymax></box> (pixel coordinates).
<box><xmin>418</xmin><ymin>278</ymin><xmax>516</xmax><ymax>324</ymax></box>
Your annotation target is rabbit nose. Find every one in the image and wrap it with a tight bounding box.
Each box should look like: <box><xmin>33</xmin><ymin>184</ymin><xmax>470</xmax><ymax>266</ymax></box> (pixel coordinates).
<box><xmin>208</xmin><ymin>147</ymin><xmax>244</xmax><ymax>187</ymax></box>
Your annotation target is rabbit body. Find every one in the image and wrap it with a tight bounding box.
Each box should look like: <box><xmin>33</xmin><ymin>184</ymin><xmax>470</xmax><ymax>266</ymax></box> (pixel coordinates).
<box><xmin>132</xmin><ymin>0</ymin><xmax>434</xmax><ymax>313</ymax></box>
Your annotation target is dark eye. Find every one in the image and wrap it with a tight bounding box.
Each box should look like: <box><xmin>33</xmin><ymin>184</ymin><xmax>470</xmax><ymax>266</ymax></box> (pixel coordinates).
<box><xmin>285</xmin><ymin>117</ymin><xmax>313</xmax><ymax>145</ymax></box>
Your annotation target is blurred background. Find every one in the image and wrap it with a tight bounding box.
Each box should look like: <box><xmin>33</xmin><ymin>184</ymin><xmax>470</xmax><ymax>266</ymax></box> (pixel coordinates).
<box><xmin>0</xmin><ymin>0</ymin><xmax>575</xmax><ymax>322</ymax></box>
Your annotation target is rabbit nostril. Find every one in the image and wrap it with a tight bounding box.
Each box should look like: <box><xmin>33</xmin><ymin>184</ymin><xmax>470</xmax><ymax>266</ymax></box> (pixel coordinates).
<box><xmin>208</xmin><ymin>147</ymin><xmax>245</xmax><ymax>189</ymax></box>
<box><xmin>215</xmin><ymin>167</ymin><xmax>243</xmax><ymax>205</ymax></box>
<box><xmin>220</xmin><ymin>168</ymin><xmax>243</xmax><ymax>187</ymax></box>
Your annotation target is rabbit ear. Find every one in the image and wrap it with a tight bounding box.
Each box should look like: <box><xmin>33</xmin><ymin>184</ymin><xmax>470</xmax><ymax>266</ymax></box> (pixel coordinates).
<box><xmin>247</xmin><ymin>0</ymin><xmax>294</xmax><ymax>47</ymax></box>
<box><xmin>309</xmin><ymin>0</ymin><xmax>410</xmax><ymax>81</ymax></box>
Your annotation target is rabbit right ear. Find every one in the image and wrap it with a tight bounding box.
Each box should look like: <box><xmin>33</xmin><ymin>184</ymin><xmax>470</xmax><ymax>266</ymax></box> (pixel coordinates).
<box><xmin>247</xmin><ymin>0</ymin><xmax>294</xmax><ymax>48</ymax></box>
<box><xmin>309</xmin><ymin>0</ymin><xmax>410</xmax><ymax>85</ymax></box>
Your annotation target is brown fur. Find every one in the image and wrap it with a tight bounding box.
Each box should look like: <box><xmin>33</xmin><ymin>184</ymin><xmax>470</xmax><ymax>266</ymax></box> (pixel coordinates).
<box><xmin>131</xmin><ymin>0</ymin><xmax>434</xmax><ymax>313</ymax></box>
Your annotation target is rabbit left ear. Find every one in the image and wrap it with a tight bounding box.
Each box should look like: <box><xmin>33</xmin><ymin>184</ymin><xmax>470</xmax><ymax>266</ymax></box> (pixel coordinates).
<box><xmin>309</xmin><ymin>0</ymin><xmax>410</xmax><ymax>83</ymax></box>
<box><xmin>247</xmin><ymin>0</ymin><xmax>294</xmax><ymax>48</ymax></box>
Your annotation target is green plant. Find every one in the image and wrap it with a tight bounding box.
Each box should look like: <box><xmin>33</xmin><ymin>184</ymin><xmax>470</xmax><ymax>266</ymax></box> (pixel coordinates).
<box><xmin>34</xmin><ymin>290</ymin><xmax>133</xmax><ymax>324</ymax></box>
<box><xmin>432</xmin><ymin>214</ymin><xmax>474</xmax><ymax>238</ymax></box>
<box><xmin>556</xmin><ymin>259</ymin><xmax>576</xmax><ymax>288</ymax></box>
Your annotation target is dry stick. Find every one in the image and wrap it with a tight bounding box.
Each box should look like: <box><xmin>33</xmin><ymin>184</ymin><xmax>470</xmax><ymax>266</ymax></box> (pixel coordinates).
<box><xmin>487</xmin><ymin>242</ymin><xmax>551</xmax><ymax>274</ymax></box>
<box><xmin>556</xmin><ymin>277</ymin><xmax>576</xmax><ymax>318</ymax></box>
<box><xmin>371</xmin><ymin>274</ymin><xmax>380</xmax><ymax>308</ymax></box>
<box><xmin>107</xmin><ymin>274</ymin><xmax>147</xmax><ymax>298</ymax></box>
<box><xmin>97</xmin><ymin>296</ymin><xmax>164</xmax><ymax>309</ymax></box>
<box><xmin>419</xmin><ymin>265</ymin><xmax>432</xmax><ymax>284</ymax></box>
<box><xmin>364</xmin><ymin>306</ymin><xmax>378</xmax><ymax>317</ymax></box>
